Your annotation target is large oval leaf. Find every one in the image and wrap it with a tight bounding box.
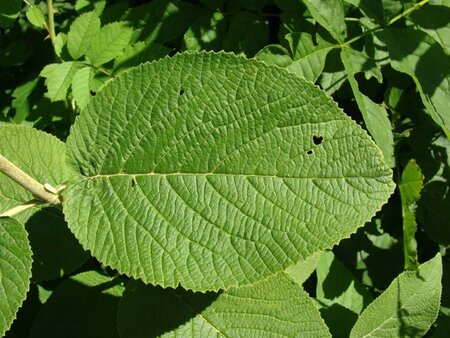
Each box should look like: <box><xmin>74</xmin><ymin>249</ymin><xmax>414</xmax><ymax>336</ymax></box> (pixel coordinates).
<box><xmin>118</xmin><ymin>273</ymin><xmax>331</xmax><ymax>337</ymax></box>
<box><xmin>65</xmin><ymin>52</ymin><xmax>394</xmax><ymax>291</ymax></box>
<box><xmin>0</xmin><ymin>217</ymin><xmax>32</xmax><ymax>337</ymax></box>
<box><xmin>0</xmin><ymin>125</ymin><xmax>88</xmax><ymax>282</ymax></box>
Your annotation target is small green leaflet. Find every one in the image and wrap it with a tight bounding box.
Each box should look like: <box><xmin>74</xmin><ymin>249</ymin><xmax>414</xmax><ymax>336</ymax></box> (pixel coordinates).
<box><xmin>67</xmin><ymin>11</ymin><xmax>101</xmax><ymax>60</ymax></box>
<box><xmin>40</xmin><ymin>62</ymin><xmax>81</xmax><ymax>102</ymax></box>
<box><xmin>86</xmin><ymin>21</ymin><xmax>133</xmax><ymax>66</ymax></box>
<box><xmin>64</xmin><ymin>52</ymin><xmax>394</xmax><ymax>291</ymax></box>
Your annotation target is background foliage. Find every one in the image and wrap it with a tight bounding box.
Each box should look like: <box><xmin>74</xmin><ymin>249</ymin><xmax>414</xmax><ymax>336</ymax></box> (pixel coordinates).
<box><xmin>0</xmin><ymin>0</ymin><xmax>449</xmax><ymax>337</ymax></box>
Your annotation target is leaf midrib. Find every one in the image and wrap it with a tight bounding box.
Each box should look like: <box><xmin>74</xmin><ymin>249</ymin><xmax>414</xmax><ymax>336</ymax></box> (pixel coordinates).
<box><xmin>83</xmin><ymin>172</ymin><xmax>387</xmax><ymax>180</ymax></box>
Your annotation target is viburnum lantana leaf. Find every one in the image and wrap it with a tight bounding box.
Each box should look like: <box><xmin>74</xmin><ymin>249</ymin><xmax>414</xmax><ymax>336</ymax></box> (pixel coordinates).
<box><xmin>0</xmin><ymin>217</ymin><xmax>32</xmax><ymax>338</ymax></box>
<box><xmin>0</xmin><ymin>125</ymin><xmax>87</xmax><ymax>282</ymax></box>
<box><xmin>64</xmin><ymin>52</ymin><xmax>394</xmax><ymax>291</ymax></box>
<box><xmin>118</xmin><ymin>273</ymin><xmax>331</xmax><ymax>337</ymax></box>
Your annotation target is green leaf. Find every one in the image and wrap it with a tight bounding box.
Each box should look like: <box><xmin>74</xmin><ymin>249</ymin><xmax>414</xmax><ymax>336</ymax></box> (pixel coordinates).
<box><xmin>303</xmin><ymin>0</ymin><xmax>347</xmax><ymax>42</ymax></box>
<box><xmin>86</xmin><ymin>21</ymin><xmax>133</xmax><ymax>66</ymax></box>
<box><xmin>254</xmin><ymin>44</ymin><xmax>293</xmax><ymax>68</ymax></box>
<box><xmin>118</xmin><ymin>273</ymin><xmax>331</xmax><ymax>337</ymax></box>
<box><xmin>67</xmin><ymin>11</ymin><xmax>101</xmax><ymax>60</ymax></box>
<box><xmin>40</xmin><ymin>62</ymin><xmax>81</xmax><ymax>102</ymax></box>
<box><xmin>341</xmin><ymin>48</ymin><xmax>395</xmax><ymax>167</ymax></box>
<box><xmin>343</xmin><ymin>47</ymin><xmax>382</xmax><ymax>82</ymax></box>
<box><xmin>285</xmin><ymin>32</ymin><xmax>334</xmax><ymax>82</ymax></box>
<box><xmin>64</xmin><ymin>52</ymin><xmax>394</xmax><ymax>291</ymax></box>
<box><xmin>350</xmin><ymin>254</ymin><xmax>443</xmax><ymax>338</ymax></box>
<box><xmin>399</xmin><ymin>160</ymin><xmax>423</xmax><ymax>270</ymax></box>
<box><xmin>223</xmin><ymin>12</ymin><xmax>269</xmax><ymax>56</ymax></box>
<box><xmin>30</xmin><ymin>271</ymin><xmax>124</xmax><ymax>338</ymax></box>
<box><xmin>379</xmin><ymin>28</ymin><xmax>450</xmax><ymax>137</ymax></box>
<box><xmin>72</xmin><ymin>66</ymin><xmax>94</xmax><ymax>111</ymax></box>
<box><xmin>316</xmin><ymin>251</ymin><xmax>373</xmax><ymax>338</ymax></box>
<box><xmin>0</xmin><ymin>125</ymin><xmax>87</xmax><ymax>282</ymax></box>
<box><xmin>113</xmin><ymin>41</ymin><xmax>171</xmax><ymax>75</ymax></box>
<box><xmin>319</xmin><ymin>49</ymin><xmax>347</xmax><ymax>95</ymax></box>
<box><xmin>0</xmin><ymin>217</ymin><xmax>32</xmax><ymax>338</ymax></box>
<box><xmin>410</xmin><ymin>5</ymin><xmax>450</xmax><ymax>55</ymax></box>
<box><xmin>26</xmin><ymin>6</ymin><xmax>46</xmax><ymax>29</ymax></box>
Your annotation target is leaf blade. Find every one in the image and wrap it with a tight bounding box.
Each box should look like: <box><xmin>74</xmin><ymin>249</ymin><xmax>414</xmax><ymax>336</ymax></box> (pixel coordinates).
<box><xmin>86</xmin><ymin>21</ymin><xmax>133</xmax><ymax>66</ymax></box>
<box><xmin>118</xmin><ymin>273</ymin><xmax>331</xmax><ymax>337</ymax></box>
<box><xmin>350</xmin><ymin>254</ymin><xmax>443</xmax><ymax>338</ymax></box>
<box><xmin>65</xmin><ymin>52</ymin><xmax>394</xmax><ymax>291</ymax></box>
<box><xmin>0</xmin><ymin>217</ymin><xmax>32</xmax><ymax>338</ymax></box>
<box><xmin>67</xmin><ymin>11</ymin><xmax>101</xmax><ymax>60</ymax></box>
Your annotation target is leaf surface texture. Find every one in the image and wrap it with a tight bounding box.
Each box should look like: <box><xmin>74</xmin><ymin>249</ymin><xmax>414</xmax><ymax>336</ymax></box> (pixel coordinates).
<box><xmin>65</xmin><ymin>52</ymin><xmax>394</xmax><ymax>291</ymax></box>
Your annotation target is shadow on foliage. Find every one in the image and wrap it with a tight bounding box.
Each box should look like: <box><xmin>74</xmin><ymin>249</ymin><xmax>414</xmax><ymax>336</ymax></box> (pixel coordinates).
<box><xmin>118</xmin><ymin>280</ymin><xmax>219</xmax><ymax>337</ymax></box>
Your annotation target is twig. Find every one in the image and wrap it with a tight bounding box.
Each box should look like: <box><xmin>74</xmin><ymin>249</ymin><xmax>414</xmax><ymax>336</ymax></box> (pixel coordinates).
<box><xmin>0</xmin><ymin>155</ymin><xmax>61</xmax><ymax>205</ymax></box>
<box><xmin>47</xmin><ymin>0</ymin><xmax>56</xmax><ymax>47</ymax></box>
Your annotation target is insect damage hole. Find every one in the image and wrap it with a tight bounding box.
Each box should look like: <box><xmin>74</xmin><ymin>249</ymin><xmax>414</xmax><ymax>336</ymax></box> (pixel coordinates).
<box><xmin>307</xmin><ymin>150</ymin><xmax>313</xmax><ymax>155</ymax></box>
<box><xmin>179</xmin><ymin>89</ymin><xmax>185</xmax><ymax>96</ymax></box>
<box><xmin>313</xmin><ymin>135</ymin><xmax>323</xmax><ymax>145</ymax></box>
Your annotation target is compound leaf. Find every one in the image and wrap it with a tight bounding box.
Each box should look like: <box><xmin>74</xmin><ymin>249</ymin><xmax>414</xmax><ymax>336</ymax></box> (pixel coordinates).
<box><xmin>118</xmin><ymin>273</ymin><xmax>331</xmax><ymax>337</ymax></box>
<box><xmin>350</xmin><ymin>254</ymin><xmax>442</xmax><ymax>338</ymax></box>
<box><xmin>0</xmin><ymin>217</ymin><xmax>32</xmax><ymax>338</ymax></box>
<box><xmin>67</xmin><ymin>11</ymin><xmax>101</xmax><ymax>60</ymax></box>
<box><xmin>65</xmin><ymin>52</ymin><xmax>394</xmax><ymax>291</ymax></box>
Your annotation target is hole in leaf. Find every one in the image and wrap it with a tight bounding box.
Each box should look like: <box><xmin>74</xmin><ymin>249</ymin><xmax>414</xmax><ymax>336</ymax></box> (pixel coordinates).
<box><xmin>307</xmin><ymin>150</ymin><xmax>313</xmax><ymax>155</ymax></box>
<box><xmin>313</xmin><ymin>135</ymin><xmax>323</xmax><ymax>145</ymax></box>
<box><xmin>131</xmin><ymin>177</ymin><xmax>136</xmax><ymax>187</ymax></box>
<box><xmin>179</xmin><ymin>89</ymin><xmax>184</xmax><ymax>96</ymax></box>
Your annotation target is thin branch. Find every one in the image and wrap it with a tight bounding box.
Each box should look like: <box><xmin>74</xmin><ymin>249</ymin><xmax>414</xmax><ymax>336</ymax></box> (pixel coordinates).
<box><xmin>0</xmin><ymin>200</ymin><xmax>42</xmax><ymax>218</ymax></box>
<box><xmin>0</xmin><ymin>155</ymin><xmax>61</xmax><ymax>205</ymax></box>
<box><xmin>47</xmin><ymin>0</ymin><xmax>56</xmax><ymax>47</ymax></box>
<box><xmin>341</xmin><ymin>0</ymin><xmax>430</xmax><ymax>48</ymax></box>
